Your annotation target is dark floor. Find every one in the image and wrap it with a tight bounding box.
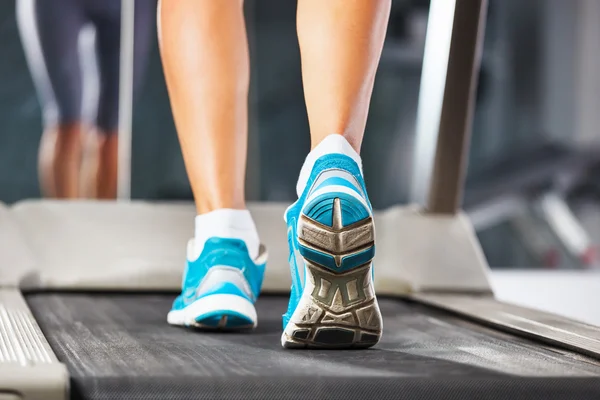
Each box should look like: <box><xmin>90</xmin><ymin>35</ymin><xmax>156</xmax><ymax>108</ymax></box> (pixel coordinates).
<box><xmin>27</xmin><ymin>293</ymin><xmax>600</xmax><ymax>400</ymax></box>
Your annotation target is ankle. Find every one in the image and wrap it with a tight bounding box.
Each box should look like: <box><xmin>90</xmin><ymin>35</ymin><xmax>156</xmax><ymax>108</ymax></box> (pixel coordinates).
<box><xmin>311</xmin><ymin>132</ymin><xmax>361</xmax><ymax>153</ymax></box>
<box><xmin>297</xmin><ymin>134</ymin><xmax>363</xmax><ymax>197</ymax></box>
<box><xmin>194</xmin><ymin>209</ymin><xmax>260</xmax><ymax>260</ymax></box>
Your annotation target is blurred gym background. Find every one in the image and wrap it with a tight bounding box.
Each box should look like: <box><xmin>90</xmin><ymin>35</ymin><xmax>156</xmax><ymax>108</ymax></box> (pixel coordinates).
<box><xmin>1</xmin><ymin>0</ymin><xmax>599</xmax><ymax>271</ymax></box>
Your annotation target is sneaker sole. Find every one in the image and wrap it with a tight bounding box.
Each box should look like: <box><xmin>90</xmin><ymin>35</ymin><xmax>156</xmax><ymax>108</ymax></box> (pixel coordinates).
<box><xmin>282</xmin><ymin>195</ymin><xmax>383</xmax><ymax>349</ymax></box>
<box><xmin>168</xmin><ymin>293</ymin><xmax>257</xmax><ymax>330</ymax></box>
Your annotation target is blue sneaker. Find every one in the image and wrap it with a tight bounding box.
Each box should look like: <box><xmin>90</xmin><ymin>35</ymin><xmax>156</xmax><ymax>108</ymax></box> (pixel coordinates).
<box><xmin>167</xmin><ymin>237</ymin><xmax>267</xmax><ymax>330</ymax></box>
<box><xmin>282</xmin><ymin>152</ymin><xmax>383</xmax><ymax>348</ymax></box>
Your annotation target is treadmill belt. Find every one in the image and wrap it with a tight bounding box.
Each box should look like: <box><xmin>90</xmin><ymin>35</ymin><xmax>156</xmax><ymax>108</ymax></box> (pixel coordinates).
<box><xmin>27</xmin><ymin>293</ymin><xmax>600</xmax><ymax>400</ymax></box>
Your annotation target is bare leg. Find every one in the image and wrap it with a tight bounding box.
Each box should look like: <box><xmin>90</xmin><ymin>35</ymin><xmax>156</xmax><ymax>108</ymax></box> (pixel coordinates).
<box><xmin>37</xmin><ymin>127</ymin><xmax>58</xmax><ymax>198</ymax></box>
<box><xmin>159</xmin><ymin>0</ymin><xmax>249</xmax><ymax>215</ymax></box>
<box><xmin>297</xmin><ymin>0</ymin><xmax>391</xmax><ymax>152</ymax></box>
<box><xmin>38</xmin><ymin>123</ymin><xmax>83</xmax><ymax>198</ymax></box>
<box><xmin>79</xmin><ymin>129</ymin><xmax>118</xmax><ymax>200</ymax></box>
<box><xmin>95</xmin><ymin>132</ymin><xmax>118</xmax><ymax>199</ymax></box>
<box><xmin>79</xmin><ymin>130</ymin><xmax>98</xmax><ymax>198</ymax></box>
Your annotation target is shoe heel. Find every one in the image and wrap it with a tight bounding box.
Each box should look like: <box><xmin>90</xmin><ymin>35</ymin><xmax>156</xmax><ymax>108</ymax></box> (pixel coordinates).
<box><xmin>283</xmin><ymin>194</ymin><xmax>382</xmax><ymax>349</ymax></box>
<box><xmin>299</xmin><ymin>194</ymin><xmax>375</xmax><ymax>272</ymax></box>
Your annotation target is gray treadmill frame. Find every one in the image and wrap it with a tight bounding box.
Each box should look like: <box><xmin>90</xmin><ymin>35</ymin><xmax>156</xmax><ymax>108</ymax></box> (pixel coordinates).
<box><xmin>1</xmin><ymin>1</ymin><xmax>599</xmax><ymax>399</ymax></box>
<box><xmin>0</xmin><ymin>289</ymin><xmax>68</xmax><ymax>400</ymax></box>
<box><xmin>408</xmin><ymin>0</ymin><xmax>600</xmax><ymax>359</ymax></box>
<box><xmin>410</xmin><ymin>0</ymin><xmax>486</xmax><ymax>214</ymax></box>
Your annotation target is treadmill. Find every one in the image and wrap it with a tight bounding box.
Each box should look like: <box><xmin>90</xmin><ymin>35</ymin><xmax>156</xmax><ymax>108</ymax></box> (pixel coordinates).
<box><xmin>1</xmin><ymin>0</ymin><xmax>600</xmax><ymax>399</ymax></box>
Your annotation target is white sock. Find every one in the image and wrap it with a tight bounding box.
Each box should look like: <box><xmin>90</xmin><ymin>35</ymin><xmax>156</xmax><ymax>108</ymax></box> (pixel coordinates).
<box><xmin>193</xmin><ymin>209</ymin><xmax>260</xmax><ymax>260</ymax></box>
<box><xmin>296</xmin><ymin>134</ymin><xmax>363</xmax><ymax>197</ymax></box>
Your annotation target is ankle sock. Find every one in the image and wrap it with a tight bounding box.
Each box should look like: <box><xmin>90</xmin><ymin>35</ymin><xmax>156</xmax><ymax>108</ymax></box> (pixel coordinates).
<box><xmin>193</xmin><ymin>209</ymin><xmax>260</xmax><ymax>260</ymax></box>
<box><xmin>296</xmin><ymin>134</ymin><xmax>363</xmax><ymax>197</ymax></box>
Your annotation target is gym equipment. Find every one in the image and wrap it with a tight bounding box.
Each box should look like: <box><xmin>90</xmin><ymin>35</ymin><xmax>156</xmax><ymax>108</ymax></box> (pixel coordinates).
<box><xmin>1</xmin><ymin>0</ymin><xmax>599</xmax><ymax>399</ymax></box>
<box><xmin>464</xmin><ymin>143</ymin><xmax>600</xmax><ymax>268</ymax></box>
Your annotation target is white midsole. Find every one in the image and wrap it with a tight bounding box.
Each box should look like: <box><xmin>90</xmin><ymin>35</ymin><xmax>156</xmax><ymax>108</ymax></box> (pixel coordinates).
<box><xmin>167</xmin><ymin>293</ymin><xmax>257</xmax><ymax>327</ymax></box>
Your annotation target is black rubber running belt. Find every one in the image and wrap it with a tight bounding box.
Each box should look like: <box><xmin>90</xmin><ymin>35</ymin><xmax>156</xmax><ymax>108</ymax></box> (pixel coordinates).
<box><xmin>26</xmin><ymin>293</ymin><xmax>600</xmax><ymax>400</ymax></box>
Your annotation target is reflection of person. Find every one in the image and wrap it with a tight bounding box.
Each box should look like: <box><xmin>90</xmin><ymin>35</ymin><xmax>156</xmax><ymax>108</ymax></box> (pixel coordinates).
<box><xmin>17</xmin><ymin>0</ymin><xmax>155</xmax><ymax>199</ymax></box>
<box><xmin>159</xmin><ymin>0</ymin><xmax>390</xmax><ymax>349</ymax></box>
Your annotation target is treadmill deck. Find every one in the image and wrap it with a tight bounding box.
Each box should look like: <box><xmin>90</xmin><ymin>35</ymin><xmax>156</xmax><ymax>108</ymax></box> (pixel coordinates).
<box><xmin>26</xmin><ymin>293</ymin><xmax>600</xmax><ymax>400</ymax></box>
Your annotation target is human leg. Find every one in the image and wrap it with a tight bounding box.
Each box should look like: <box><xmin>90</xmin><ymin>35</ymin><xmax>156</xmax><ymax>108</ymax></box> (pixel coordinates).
<box><xmin>158</xmin><ymin>0</ymin><xmax>265</xmax><ymax>329</ymax></box>
<box><xmin>298</xmin><ymin>0</ymin><xmax>391</xmax><ymax>152</ymax></box>
<box><xmin>87</xmin><ymin>0</ymin><xmax>156</xmax><ymax>199</ymax></box>
<box><xmin>159</xmin><ymin>0</ymin><xmax>250</xmax><ymax>214</ymax></box>
<box><xmin>23</xmin><ymin>0</ymin><xmax>86</xmax><ymax>198</ymax></box>
<box><xmin>282</xmin><ymin>0</ymin><xmax>391</xmax><ymax>348</ymax></box>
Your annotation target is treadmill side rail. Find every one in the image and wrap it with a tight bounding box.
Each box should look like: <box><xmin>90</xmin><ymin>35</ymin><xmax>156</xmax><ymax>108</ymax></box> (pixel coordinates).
<box><xmin>0</xmin><ymin>289</ymin><xmax>68</xmax><ymax>400</ymax></box>
<box><xmin>412</xmin><ymin>293</ymin><xmax>600</xmax><ymax>361</ymax></box>
<box><xmin>0</xmin><ymin>203</ymin><xmax>36</xmax><ymax>287</ymax></box>
<box><xmin>3</xmin><ymin>200</ymin><xmax>493</xmax><ymax>295</ymax></box>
